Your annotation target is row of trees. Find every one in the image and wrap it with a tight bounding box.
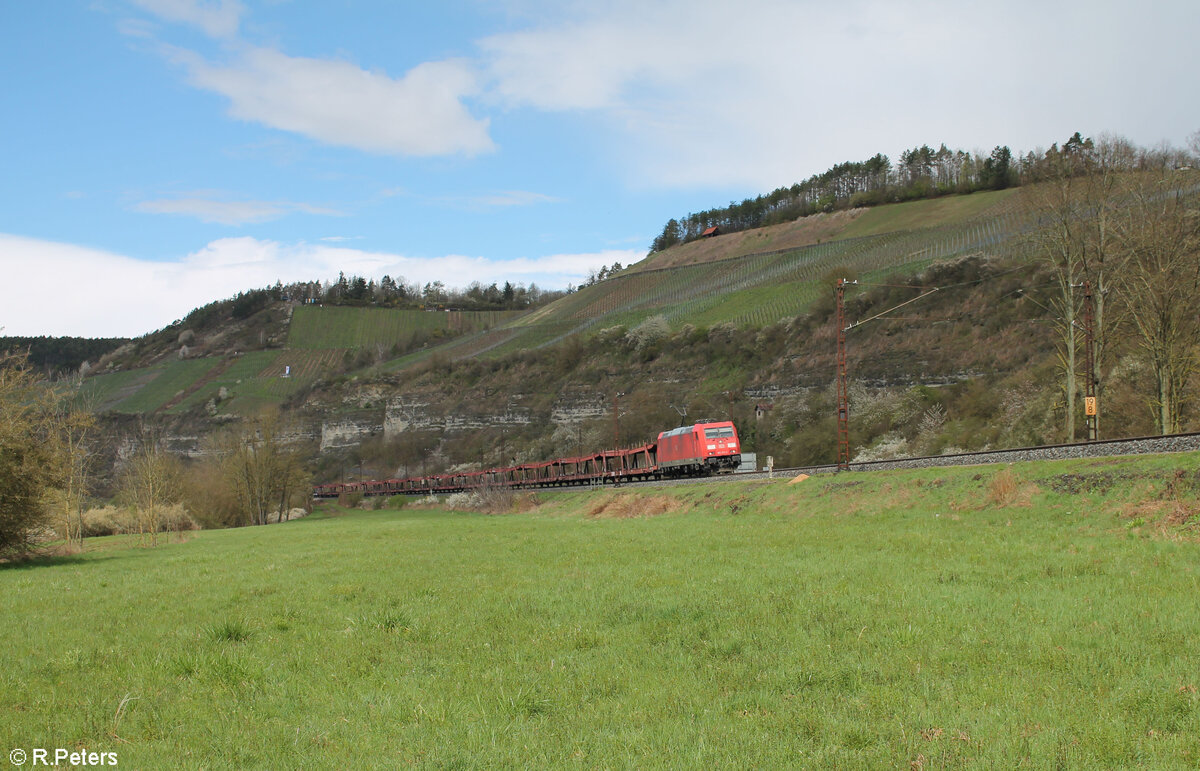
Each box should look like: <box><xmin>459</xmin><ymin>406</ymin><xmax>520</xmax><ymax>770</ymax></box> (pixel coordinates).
<box><xmin>113</xmin><ymin>412</ymin><xmax>311</xmax><ymax>543</ymax></box>
<box><xmin>279</xmin><ymin>274</ymin><xmax>566</xmax><ymax>311</ymax></box>
<box><xmin>648</xmin><ymin>144</ymin><xmax>1012</xmax><ymax>252</ymax></box>
<box><xmin>650</xmin><ymin>132</ymin><xmax>1194</xmax><ymax>253</ymax></box>
<box><xmin>1031</xmin><ymin>132</ymin><xmax>1200</xmax><ymax>439</ymax></box>
<box><xmin>0</xmin><ymin>350</ymin><xmax>311</xmax><ymax>558</ymax></box>
<box><xmin>581</xmin><ymin>261</ymin><xmax>626</xmax><ymax>287</ymax></box>
<box><xmin>0</xmin><ymin>336</ymin><xmax>129</xmax><ymax>378</ymax></box>
<box><xmin>155</xmin><ymin>274</ymin><xmax>570</xmax><ymax>344</ymax></box>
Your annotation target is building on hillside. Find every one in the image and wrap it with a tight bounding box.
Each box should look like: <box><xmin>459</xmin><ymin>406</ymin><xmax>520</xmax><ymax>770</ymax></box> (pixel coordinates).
<box><xmin>702</xmin><ymin>226</ymin><xmax>721</xmax><ymax>237</ymax></box>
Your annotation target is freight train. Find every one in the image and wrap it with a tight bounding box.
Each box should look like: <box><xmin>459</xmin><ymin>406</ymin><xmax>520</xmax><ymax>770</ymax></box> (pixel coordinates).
<box><xmin>312</xmin><ymin>420</ymin><xmax>742</xmax><ymax>498</ymax></box>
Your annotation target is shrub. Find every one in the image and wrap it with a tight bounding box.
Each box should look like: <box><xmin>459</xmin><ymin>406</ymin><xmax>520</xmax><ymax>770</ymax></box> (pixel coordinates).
<box><xmin>78</xmin><ymin>503</ymin><xmax>198</xmax><ymax>538</ymax></box>
<box><xmin>852</xmin><ymin>433</ymin><xmax>910</xmax><ymax>462</ymax></box>
<box><xmin>987</xmin><ymin>468</ymin><xmax>1020</xmax><ymax>506</ymax></box>
<box><xmin>79</xmin><ymin>506</ymin><xmax>135</xmax><ymax>537</ymax></box>
<box><xmin>625</xmin><ymin>315</ymin><xmax>670</xmax><ymax>352</ymax></box>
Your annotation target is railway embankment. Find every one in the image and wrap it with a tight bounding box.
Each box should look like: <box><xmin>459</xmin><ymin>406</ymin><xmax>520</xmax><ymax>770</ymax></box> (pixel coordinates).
<box><xmin>382</xmin><ymin>449</ymin><xmax>1200</xmax><ymax>544</ymax></box>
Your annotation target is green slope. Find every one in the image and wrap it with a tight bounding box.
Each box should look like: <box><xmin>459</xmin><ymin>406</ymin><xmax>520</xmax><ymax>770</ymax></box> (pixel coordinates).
<box><xmin>84</xmin><ymin>193</ymin><xmax>1033</xmax><ymax>416</ymax></box>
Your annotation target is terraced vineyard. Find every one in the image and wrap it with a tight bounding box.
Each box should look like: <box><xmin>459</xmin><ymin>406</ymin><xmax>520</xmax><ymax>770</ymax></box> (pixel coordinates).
<box><xmin>91</xmin><ymin>358</ymin><xmax>223</xmax><ymax>414</ymax></box>
<box><xmin>82</xmin><ymin>191</ymin><xmax>1033</xmax><ymax>415</ymax></box>
<box><xmin>459</xmin><ymin>203</ymin><xmax>1027</xmax><ymax>359</ymax></box>
<box><xmin>288</xmin><ymin>306</ymin><xmax>522</xmax><ymax>349</ymax></box>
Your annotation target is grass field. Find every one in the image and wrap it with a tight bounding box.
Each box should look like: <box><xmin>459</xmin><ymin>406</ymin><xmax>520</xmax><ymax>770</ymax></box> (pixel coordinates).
<box><xmin>4</xmin><ymin>453</ymin><xmax>1199</xmax><ymax>767</ymax></box>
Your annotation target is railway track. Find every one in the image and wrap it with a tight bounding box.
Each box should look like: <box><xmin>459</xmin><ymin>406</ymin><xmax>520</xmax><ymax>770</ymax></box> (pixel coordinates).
<box><xmin>323</xmin><ymin>432</ymin><xmax>1200</xmax><ymax>499</ymax></box>
<box><xmin>612</xmin><ymin>431</ymin><xmax>1200</xmax><ymax>491</ymax></box>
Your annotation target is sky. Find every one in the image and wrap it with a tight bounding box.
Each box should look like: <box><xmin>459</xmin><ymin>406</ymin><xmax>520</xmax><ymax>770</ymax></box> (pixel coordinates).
<box><xmin>2</xmin><ymin>0</ymin><xmax>1198</xmax><ymax>337</ymax></box>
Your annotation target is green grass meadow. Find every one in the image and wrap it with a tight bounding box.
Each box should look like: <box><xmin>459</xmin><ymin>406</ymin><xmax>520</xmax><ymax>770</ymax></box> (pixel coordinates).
<box><xmin>4</xmin><ymin>454</ymin><xmax>1200</xmax><ymax>768</ymax></box>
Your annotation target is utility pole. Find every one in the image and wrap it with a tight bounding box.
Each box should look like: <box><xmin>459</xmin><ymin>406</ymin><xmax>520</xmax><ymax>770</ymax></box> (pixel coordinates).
<box><xmin>1082</xmin><ymin>280</ymin><xmax>1098</xmax><ymax>441</ymax></box>
<box><xmin>836</xmin><ymin>279</ymin><xmax>853</xmax><ymax>470</ymax></box>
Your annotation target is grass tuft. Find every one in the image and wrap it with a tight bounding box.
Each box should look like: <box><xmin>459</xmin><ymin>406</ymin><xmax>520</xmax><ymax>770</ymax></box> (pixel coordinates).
<box><xmin>205</xmin><ymin>619</ymin><xmax>253</xmax><ymax>644</ymax></box>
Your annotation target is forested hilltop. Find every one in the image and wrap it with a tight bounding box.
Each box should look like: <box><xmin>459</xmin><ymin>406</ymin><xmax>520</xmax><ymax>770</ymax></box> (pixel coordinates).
<box><xmin>649</xmin><ymin>132</ymin><xmax>1196</xmax><ymax>252</ymax></box>
<box><xmin>0</xmin><ymin>336</ymin><xmax>129</xmax><ymax>378</ymax></box>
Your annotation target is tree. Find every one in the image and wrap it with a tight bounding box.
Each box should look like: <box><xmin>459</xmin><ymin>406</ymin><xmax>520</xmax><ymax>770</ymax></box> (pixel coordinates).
<box><xmin>1024</xmin><ymin>133</ymin><xmax>1133</xmax><ymax>440</ymax></box>
<box><xmin>423</xmin><ymin>281</ymin><xmax>447</xmax><ymax>305</ymax></box>
<box><xmin>980</xmin><ymin>146</ymin><xmax>1013</xmax><ymax>190</ymax></box>
<box><xmin>652</xmin><ymin>218</ymin><xmax>683</xmax><ymax>252</ymax></box>
<box><xmin>1114</xmin><ymin>170</ymin><xmax>1200</xmax><ymax>433</ymax></box>
<box><xmin>0</xmin><ymin>352</ymin><xmax>61</xmax><ymax>556</ymax></box>
<box><xmin>211</xmin><ymin>412</ymin><xmax>309</xmax><ymax>526</ymax></box>
<box><xmin>120</xmin><ymin>433</ymin><xmax>181</xmax><ymax>547</ymax></box>
<box><xmin>48</xmin><ymin>384</ymin><xmax>96</xmax><ymax>546</ymax></box>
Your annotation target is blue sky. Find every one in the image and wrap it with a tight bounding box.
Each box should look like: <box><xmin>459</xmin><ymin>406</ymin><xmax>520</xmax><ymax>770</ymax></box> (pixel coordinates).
<box><xmin>3</xmin><ymin>0</ymin><xmax>1198</xmax><ymax>337</ymax></box>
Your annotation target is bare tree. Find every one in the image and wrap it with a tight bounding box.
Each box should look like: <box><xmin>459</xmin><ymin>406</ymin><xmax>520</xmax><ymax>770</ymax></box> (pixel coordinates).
<box><xmin>1113</xmin><ymin>169</ymin><xmax>1200</xmax><ymax>433</ymax></box>
<box><xmin>47</xmin><ymin>379</ymin><xmax>97</xmax><ymax>546</ymax></box>
<box><xmin>212</xmin><ymin>411</ymin><xmax>309</xmax><ymax>526</ymax></box>
<box><xmin>121</xmin><ymin>433</ymin><xmax>181</xmax><ymax>546</ymax></box>
<box><xmin>1024</xmin><ymin>133</ymin><xmax>1139</xmax><ymax>440</ymax></box>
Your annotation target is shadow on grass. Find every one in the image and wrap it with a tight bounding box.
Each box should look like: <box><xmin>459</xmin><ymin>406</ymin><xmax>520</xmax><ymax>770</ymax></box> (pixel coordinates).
<box><xmin>0</xmin><ymin>552</ymin><xmax>124</xmax><ymax>571</ymax></box>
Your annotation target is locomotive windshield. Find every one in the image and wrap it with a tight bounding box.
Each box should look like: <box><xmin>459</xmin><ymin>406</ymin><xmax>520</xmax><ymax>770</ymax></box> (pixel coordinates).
<box><xmin>704</xmin><ymin>426</ymin><xmax>735</xmax><ymax>439</ymax></box>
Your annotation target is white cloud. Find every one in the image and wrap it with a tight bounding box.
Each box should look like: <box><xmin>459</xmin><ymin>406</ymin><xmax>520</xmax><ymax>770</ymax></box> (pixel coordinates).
<box><xmin>177</xmin><ymin>46</ymin><xmax>494</xmax><ymax>157</ymax></box>
<box><xmin>468</xmin><ymin>190</ymin><xmax>561</xmax><ymax>208</ymax></box>
<box><xmin>479</xmin><ymin>0</ymin><xmax>1200</xmax><ymax>189</ymax></box>
<box><xmin>377</xmin><ymin>187</ymin><xmax>559</xmax><ymax>209</ymax></box>
<box><xmin>129</xmin><ymin>0</ymin><xmax>244</xmax><ymax>39</ymax></box>
<box><xmin>429</xmin><ymin>189</ymin><xmax>561</xmax><ymax>210</ymax></box>
<box><xmin>0</xmin><ymin>233</ymin><xmax>637</xmax><ymax>337</ymax></box>
<box><xmin>134</xmin><ymin>195</ymin><xmax>343</xmax><ymax>225</ymax></box>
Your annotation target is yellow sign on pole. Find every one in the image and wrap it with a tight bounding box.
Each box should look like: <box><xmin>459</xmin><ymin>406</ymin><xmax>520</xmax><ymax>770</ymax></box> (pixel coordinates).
<box><xmin>1084</xmin><ymin>397</ymin><xmax>1097</xmax><ymax>416</ymax></box>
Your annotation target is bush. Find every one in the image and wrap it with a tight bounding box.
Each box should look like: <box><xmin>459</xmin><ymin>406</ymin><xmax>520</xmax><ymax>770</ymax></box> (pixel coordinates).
<box><xmin>625</xmin><ymin>315</ymin><xmax>670</xmax><ymax>352</ymax></box>
<box><xmin>0</xmin><ymin>352</ymin><xmax>60</xmax><ymax>556</ymax></box>
<box><xmin>444</xmin><ymin>487</ymin><xmax>536</xmax><ymax>514</ymax></box>
<box><xmin>78</xmin><ymin>503</ymin><xmax>199</xmax><ymax>537</ymax></box>
<box><xmin>80</xmin><ymin>506</ymin><xmax>135</xmax><ymax>537</ymax></box>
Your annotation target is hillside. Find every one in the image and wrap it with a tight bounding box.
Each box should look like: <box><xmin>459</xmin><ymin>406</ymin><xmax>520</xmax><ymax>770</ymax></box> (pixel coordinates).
<box><xmin>82</xmin><ymin>188</ymin><xmax>1029</xmax><ymax>416</ymax></box>
<box><xmin>80</xmin><ymin>305</ymin><xmax>526</xmax><ymax>416</ymax></box>
<box><xmin>62</xmin><ymin>173</ymin><xmax>1199</xmax><ymax>488</ymax></box>
<box><xmin>630</xmin><ymin>188</ymin><xmax>1018</xmax><ymax>273</ymax></box>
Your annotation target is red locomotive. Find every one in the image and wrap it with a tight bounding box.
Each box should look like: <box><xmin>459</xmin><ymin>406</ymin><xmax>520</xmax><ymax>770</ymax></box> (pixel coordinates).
<box><xmin>655</xmin><ymin>420</ymin><xmax>741</xmax><ymax>475</ymax></box>
<box><xmin>313</xmin><ymin>420</ymin><xmax>742</xmax><ymax>498</ymax></box>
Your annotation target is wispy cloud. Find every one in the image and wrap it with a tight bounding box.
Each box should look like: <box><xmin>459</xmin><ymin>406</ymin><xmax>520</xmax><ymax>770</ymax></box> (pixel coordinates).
<box><xmin>467</xmin><ymin>190</ymin><xmax>561</xmax><ymax>208</ymax></box>
<box><xmin>128</xmin><ymin>0</ymin><xmax>244</xmax><ymax>39</ymax></box>
<box><xmin>377</xmin><ymin>187</ymin><xmax>559</xmax><ymax>210</ymax></box>
<box><xmin>167</xmin><ymin>45</ymin><xmax>495</xmax><ymax>158</ymax></box>
<box><xmin>134</xmin><ymin>193</ymin><xmax>343</xmax><ymax>225</ymax></box>
<box><xmin>432</xmin><ymin>189</ymin><xmax>561</xmax><ymax>210</ymax></box>
<box><xmin>0</xmin><ymin>233</ymin><xmax>639</xmax><ymax>337</ymax></box>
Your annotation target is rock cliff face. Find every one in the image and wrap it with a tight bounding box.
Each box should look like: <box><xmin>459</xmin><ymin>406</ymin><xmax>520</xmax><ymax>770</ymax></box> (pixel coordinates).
<box><xmin>320</xmin><ymin>413</ymin><xmax>383</xmax><ymax>451</ymax></box>
<box><xmin>184</xmin><ymin>389</ymin><xmax>604</xmax><ymax>453</ymax></box>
